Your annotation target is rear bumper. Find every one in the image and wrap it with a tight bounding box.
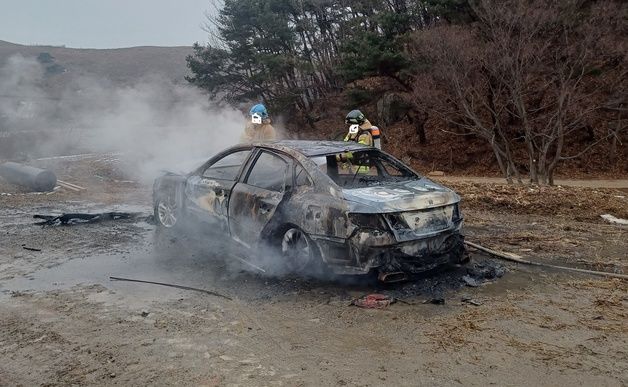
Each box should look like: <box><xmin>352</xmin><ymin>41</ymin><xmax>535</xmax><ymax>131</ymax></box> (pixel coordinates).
<box><xmin>313</xmin><ymin>227</ymin><xmax>467</xmax><ymax>275</ymax></box>
<box><xmin>364</xmin><ymin>231</ymin><xmax>466</xmax><ymax>274</ymax></box>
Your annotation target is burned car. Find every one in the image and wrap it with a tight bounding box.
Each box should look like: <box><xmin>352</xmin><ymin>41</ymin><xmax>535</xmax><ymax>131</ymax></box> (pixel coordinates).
<box><xmin>153</xmin><ymin>140</ymin><xmax>466</xmax><ymax>281</ymax></box>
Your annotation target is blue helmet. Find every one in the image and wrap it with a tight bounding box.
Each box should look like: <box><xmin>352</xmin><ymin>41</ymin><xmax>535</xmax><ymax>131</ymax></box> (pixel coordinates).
<box><xmin>249</xmin><ymin>103</ymin><xmax>269</xmax><ymax>119</ymax></box>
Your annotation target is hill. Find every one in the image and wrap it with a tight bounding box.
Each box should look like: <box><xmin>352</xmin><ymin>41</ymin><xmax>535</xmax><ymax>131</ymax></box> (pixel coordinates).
<box><xmin>0</xmin><ymin>40</ymin><xmax>192</xmax><ymax>86</ymax></box>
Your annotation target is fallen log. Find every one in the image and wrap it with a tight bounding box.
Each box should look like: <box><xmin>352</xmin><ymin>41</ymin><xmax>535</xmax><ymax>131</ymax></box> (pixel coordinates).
<box><xmin>465</xmin><ymin>241</ymin><xmax>628</xmax><ymax>280</ymax></box>
<box><xmin>0</xmin><ymin>162</ymin><xmax>57</xmax><ymax>192</ymax></box>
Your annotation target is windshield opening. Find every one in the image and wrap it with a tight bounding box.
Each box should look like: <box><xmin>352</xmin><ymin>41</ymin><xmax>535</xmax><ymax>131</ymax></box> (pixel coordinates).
<box><xmin>311</xmin><ymin>150</ymin><xmax>420</xmax><ymax>188</ymax></box>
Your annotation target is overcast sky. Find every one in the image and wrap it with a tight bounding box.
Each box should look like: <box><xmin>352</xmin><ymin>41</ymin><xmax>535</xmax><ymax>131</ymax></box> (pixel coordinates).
<box><xmin>0</xmin><ymin>0</ymin><xmax>211</xmax><ymax>48</ymax></box>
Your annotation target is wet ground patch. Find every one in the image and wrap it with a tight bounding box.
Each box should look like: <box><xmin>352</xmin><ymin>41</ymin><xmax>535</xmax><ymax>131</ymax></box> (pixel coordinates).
<box><xmin>1</xmin><ymin>224</ymin><xmax>508</xmax><ymax>309</ymax></box>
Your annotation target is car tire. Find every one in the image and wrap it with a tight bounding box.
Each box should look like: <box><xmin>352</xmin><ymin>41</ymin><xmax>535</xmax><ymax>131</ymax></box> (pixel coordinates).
<box><xmin>154</xmin><ymin>191</ymin><xmax>179</xmax><ymax>230</ymax></box>
<box><xmin>280</xmin><ymin>227</ymin><xmax>322</xmax><ymax>274</ymax></box>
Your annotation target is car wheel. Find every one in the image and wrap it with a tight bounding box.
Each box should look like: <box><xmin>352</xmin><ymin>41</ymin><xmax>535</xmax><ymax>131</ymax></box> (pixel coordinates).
<box><xmin>281</xmin><ymin>227</ymin><xmax>316</xmax><ymax>273</ymax></box>
<box><xmin>155</xmin><ymin>193</ymin><xmax>178</xmax><ymax>229</ymax></box>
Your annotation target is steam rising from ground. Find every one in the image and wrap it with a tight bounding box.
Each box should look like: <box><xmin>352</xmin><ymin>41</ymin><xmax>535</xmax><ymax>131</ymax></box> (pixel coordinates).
<box><xmin>0</xmin><ymin>54</ymin><xmax>243</xmax><ymax>183</ymax></box>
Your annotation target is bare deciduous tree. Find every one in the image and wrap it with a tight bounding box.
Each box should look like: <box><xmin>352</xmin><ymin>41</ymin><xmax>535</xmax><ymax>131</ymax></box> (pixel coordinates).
<box><xmin>411</xmin><ymin>0</ymin><xmax>626</xmax><ymax>185</ymax></box>
<box><xmin>412</xmin><ymin>25</ymin><xmax>523</xmax><ymax>183</ymax></box>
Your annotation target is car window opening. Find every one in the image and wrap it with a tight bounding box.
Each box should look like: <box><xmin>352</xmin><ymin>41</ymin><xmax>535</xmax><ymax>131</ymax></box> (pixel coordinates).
<box><xmin>202</xmin><ymin>150</ymin><xmax>251</xmax><ymax>180</ymax></box>
<box><xmin>246</xmin><ymin>151</ymin><xmax>288</xmax><ymax>192</ymax></box>
<box><xmin>311</xmin><ymin>150</ymin><xmax>419</xmax><ymax>188</ymax></box>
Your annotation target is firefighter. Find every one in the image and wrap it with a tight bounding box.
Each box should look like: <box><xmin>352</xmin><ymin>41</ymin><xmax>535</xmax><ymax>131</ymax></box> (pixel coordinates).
<box><xmin>240</xmin><ymin>103</ymin><xmax>277</xmax><ymax>143</ymax></box>
<box><xmin>343</xmin><ymin>109</ymin><xmax>381</xmax><ymax>149</ymax></box>
<box><xmin>338</xmin><ymin>110</ymin><xmax>381</xmax><ymax>174</ymax></box>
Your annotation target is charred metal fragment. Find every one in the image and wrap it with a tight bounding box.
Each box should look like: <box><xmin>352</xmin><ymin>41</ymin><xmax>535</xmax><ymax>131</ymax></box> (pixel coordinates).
<box><xmin>378</xmin><ymin>271</ymin><xmax>407</xmax><ymax>283</ymax></box>
<box><xmin>34</xmin><ymin>212</ymin><xmax>145</xmax><ymax>226</ymax></box>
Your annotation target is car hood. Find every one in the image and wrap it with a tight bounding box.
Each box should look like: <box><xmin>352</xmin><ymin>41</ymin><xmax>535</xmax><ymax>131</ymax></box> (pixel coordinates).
<box><xmin>341</xmin><ymin>179</ymin><xmax>460</xmax><ymax>213</ymax></box>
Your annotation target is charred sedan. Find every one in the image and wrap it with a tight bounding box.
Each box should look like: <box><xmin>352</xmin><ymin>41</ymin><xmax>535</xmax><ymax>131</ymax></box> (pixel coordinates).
<box><xmin>153</xmin><ymin>140</ymin><xmax>466</xmax><ymax>281</ymax></box>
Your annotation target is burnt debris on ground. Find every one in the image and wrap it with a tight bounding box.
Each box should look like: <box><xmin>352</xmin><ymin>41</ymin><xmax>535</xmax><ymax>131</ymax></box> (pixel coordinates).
<box><xmin>350</xmin><ymin>293</ymin><xmax>396</xmax><ymax>308</ymax></box>
<box><xmin>21</xmin><ymin>245</ymin><xmax>42</xmax><ymax>252</ymax></box>
<box><xmin>462</xmin><ymin>260</ymin><xmax>506</xmax><ymax>287</ymax></box>
<box><xmin>220</xmin><ymin>256</ymin><xmax>508</xmax><ymax>305</ymax></box>
<box><xmin>33</xmin><ymin>212</ymin><xmax>153</xmax><ymax>226</ymax></box>
<box><xmin>357</xmin><ymin>258</ymin><xmax>507</xmax><ymax>304</ymax></box>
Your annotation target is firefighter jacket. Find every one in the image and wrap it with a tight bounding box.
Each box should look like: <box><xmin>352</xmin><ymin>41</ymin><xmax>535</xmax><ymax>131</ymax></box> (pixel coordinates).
<box><xmin>343</xmin><ymin>119</ymin><xmax>381</xmax><ymax>147</ymax></box>
<box><xmin>241</xmin><ymin>120</ymin><xmax>277</xmax><ymax>143</ymax></box>
<box><xmin>340</xmin><ymin>119</ymin><xmax>378</xmax><ymax>173</ymax></box>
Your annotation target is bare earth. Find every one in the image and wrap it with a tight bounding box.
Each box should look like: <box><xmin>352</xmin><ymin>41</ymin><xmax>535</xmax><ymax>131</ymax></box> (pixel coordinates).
<box><xmin>0</xmin><ymin>156</ymin><xmax>626</xmax><ymax>386</ymax></box>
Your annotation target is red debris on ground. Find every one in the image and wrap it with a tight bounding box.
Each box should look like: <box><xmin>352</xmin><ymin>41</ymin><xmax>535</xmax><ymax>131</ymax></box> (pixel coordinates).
<box><xmin>351</xmin><ymin>294</ymin><xmax>395</xmax><ymax>309</ymax></box>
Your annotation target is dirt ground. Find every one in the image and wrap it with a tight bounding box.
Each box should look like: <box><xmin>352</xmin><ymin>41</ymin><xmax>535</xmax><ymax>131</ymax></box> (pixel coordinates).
<box><xmin>0</xmin><ymin>155</ymin><xmax>627</xmax><ymax>386</ymax></box>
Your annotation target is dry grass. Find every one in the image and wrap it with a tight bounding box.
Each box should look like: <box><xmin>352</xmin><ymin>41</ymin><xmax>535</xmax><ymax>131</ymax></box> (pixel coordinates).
<box><xmin>450</xmin><ymin>182</ymin><xmax>628</xmax><ymax>222</ymax></box>
<box><xmin>425</xmin><ymin>304</ymin><xmax>522</xmax><ymax>350</ymax></box>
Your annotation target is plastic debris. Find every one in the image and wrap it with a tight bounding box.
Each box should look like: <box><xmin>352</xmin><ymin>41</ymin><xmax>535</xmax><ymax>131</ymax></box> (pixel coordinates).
<box><xmin>600</xmin><ymin>214</ymin><xmax>628</xmax><ymax>226</ymax></box>
<box><xmin>351</xmin><ymin>294</ymin><xmax>395</xmax><ymax>309</ymax></box>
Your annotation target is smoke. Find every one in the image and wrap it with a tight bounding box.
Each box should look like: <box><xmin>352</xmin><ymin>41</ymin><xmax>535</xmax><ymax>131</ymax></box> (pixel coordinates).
<box><xmin>0</xmin><ymin>55</ymin><xmax>48</xmax><ymax>127</ymax></box>
<box><xmin>0</xmin><ymin>54</ymin><xmax>243</xmax><ymax>183</ymax></box>
<box><xmin>0</xmin><ymin>54</ymin><xmax>328</xmax><ymax>281</ymax></box>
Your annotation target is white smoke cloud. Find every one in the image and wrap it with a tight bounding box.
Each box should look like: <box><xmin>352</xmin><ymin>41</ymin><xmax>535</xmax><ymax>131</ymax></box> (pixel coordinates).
<box><xmin>0</xmin><ymin>54</ymin><xmax>243</xmax><ymax>183</ymax></box>
<box><xmin>0</xmin><ymin>55</ymin><xmax>48</xmax><ymax>125</ymax></box>
<box><xmin>0</xmin><ymin>55</ymin><xmax>329</xmax><ymax>280</ymax></box>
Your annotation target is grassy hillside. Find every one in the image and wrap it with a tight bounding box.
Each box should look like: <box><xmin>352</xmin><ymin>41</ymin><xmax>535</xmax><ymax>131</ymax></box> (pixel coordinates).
<box><xmin>0</xmin><ymin>40</ymin><xmax>192</xmax><ymax>85</ymax></box>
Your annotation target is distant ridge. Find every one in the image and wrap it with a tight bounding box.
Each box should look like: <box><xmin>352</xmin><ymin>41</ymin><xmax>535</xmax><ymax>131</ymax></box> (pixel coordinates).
<box><xmin>0</xmin><ymin>40</ymin><xmax>194</xmax><ymax>86</ymax></box>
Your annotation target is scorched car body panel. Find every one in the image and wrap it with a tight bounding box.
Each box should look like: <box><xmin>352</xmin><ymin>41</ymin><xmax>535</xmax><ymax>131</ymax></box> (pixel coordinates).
<box><xmin>153</xmin><ymin>140</ymin><xmax>467</xmax><ymax>279</ymax></box>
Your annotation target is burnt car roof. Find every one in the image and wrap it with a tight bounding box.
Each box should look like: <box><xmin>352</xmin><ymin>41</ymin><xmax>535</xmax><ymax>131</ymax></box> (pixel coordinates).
<box><xmin>254</xmin><ymin>140</ymin><xmax>369</xmax><ymax>157</ymax></box>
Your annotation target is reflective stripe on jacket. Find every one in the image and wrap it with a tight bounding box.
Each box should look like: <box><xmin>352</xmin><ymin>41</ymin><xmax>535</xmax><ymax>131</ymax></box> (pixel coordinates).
<box><xmin>342</xmin><ymin>126</ymin><xmax>373</xmax><ymax>173</ymax></box>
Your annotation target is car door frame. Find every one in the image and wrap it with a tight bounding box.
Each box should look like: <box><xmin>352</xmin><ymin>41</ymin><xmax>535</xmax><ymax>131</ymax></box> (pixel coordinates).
<box><xmin>227</xmin><ymin>148</ymin><xmax>294</xmax><ymax>248</ymax></box>
<box><xmin>184</xmin><ymin>146</ymin><xmax>255</xmax><ymax>233</ymax></box>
